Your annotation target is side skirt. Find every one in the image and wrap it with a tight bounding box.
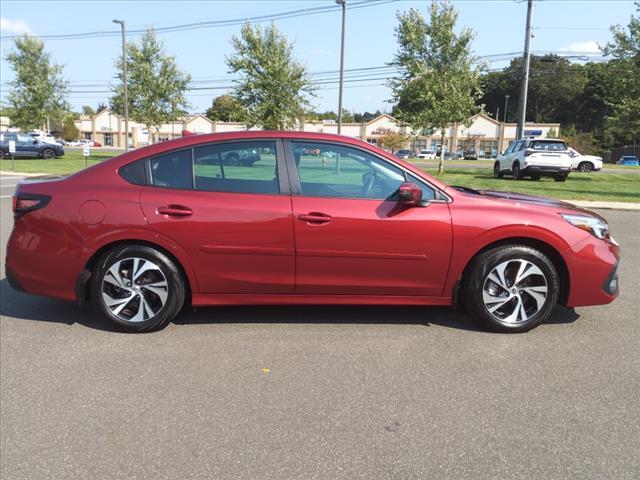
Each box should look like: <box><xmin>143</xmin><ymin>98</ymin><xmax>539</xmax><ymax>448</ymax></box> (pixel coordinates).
<box><xmin>192</xmin><ymin>294</ymin><xmax>452</xmax><ymax>307</ymax></box>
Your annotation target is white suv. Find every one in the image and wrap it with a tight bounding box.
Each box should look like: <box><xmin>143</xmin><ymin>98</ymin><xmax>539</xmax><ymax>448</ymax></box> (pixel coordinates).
<box><xmin>416</xmin><ymin>149</ymin><xmax>436</xmax><ymax>159</ymax></box>
<box><xmin>567</xmin><ymin>148</ymin><xmax>603</xmax><ymax>172</ymax></box>
<box><xmin>494</xmin><ymin>138</ymin><xmax>573</xmax><ymax>182</ymax></box>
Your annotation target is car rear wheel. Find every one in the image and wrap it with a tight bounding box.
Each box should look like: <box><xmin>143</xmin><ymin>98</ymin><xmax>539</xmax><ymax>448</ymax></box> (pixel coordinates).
<box><xmin>578</xmin><ymin>162</ymin><xmax>593</xmax><ymax>173</ymax></box>
<box><xmin>512</xmin><ymin>163</ymin><xmax>522</xmax><ymax>180</ymax></box>
<box><xmin>462</xmin><ymin>245</ymin><xmax>559</xmax><ymax>333</ymax></box>
<box><xmin>554</xmin><ymin>174</ymin><xmax>568</xmax><ymax>182</ymax></box>
<box><xmin>493</xmin><ymin>162</ymin><xmax>504</xmax><ymax>179</ymax></box>
<box><xmin>91</xmin><ymin>245</ymin><xmax>186</xmax><ymax>332</ymax></box>
<box><xmin>41</xmin><ymin>148</ymin><xmax>55</xmax><ymax>159</ymax></box>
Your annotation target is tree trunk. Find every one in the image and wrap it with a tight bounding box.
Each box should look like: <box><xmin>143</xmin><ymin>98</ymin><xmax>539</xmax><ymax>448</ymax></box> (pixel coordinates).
<box><xmin>438</xmin><ymin>130</ymin><xmax>446</xmax><ymax>174</ymax></box>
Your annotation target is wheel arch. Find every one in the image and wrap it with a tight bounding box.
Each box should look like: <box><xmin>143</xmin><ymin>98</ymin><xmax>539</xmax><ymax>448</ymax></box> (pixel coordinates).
<box><xmin>454</xmin><ymin>236</ymin><xmax>570</xmax><ymax>309</ymax></box>
<box><xmin>76</xmin><ymin>239</ymin><xmax>194</xmax><ymax>308</ymax></box>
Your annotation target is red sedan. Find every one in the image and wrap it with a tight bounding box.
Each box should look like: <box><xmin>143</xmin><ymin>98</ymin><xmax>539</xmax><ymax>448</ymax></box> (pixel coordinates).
<box><xmin>6</xmin><ymin>132</ymin><xmax>620</xmax><ymax>332</ymax></box>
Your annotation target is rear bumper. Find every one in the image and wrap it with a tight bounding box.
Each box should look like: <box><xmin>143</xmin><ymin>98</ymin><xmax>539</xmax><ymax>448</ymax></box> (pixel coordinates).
<box><xmin>522</xmin><ymin>165</ymin><xmax>571</xmax><ymax>175</ymax></box>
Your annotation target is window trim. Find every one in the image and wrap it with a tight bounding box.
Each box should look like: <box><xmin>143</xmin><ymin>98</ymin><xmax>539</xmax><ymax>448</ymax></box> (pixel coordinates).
<box><xmin>283</xmin><ymin>139</ymin><xmax>450</xmax><ymax>203</ymax></box>
<box><xmin>135</xmin><ymin>138</ymin><xmax>290</xmax><ymax>196</ymax></box>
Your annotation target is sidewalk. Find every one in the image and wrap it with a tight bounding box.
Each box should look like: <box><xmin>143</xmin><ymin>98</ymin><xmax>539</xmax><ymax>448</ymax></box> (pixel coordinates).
<box><xmin>2</xmin><ymin>170</ymin><xmax>639</xmax><ymax>210</ymax></box>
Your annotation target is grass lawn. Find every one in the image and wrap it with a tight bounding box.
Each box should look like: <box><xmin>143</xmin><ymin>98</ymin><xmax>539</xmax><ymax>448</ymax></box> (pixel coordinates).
<box><xmin>0</xmin><ymin>151</ymin><xmax>118</xmax><ymax>174</ymax></box>
<box><xmin>2</xmin><ymin>151</ymin><xmax>638</xmax><ymax>203</ymax></box>
<box><xmin>425</xmin><ymin>167</ymin><xmax>640</xmax><ymax>203</ymax></box>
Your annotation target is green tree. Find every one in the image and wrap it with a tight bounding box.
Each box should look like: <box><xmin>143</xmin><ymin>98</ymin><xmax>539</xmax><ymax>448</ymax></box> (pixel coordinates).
<box><xmin>110</xmin><ymin>28</ymin><xmax>191</xmax><ymax>143</ymax></box>
<box><xmin>227</xmin><ymin>22</ymin><xmax>315</xmax><ymax>130</ymax></box>
<box><xmin>205</xmin><ymin>94</ymin><xmax>243</xmax><ymax>122</ymax></box>
<box><xmin>96</xmin><ymin>102</ymin><xmax>108</xmax><ymax>113</ymax></box>
<box><xmin>5</xmin><ymin>34</ymin><xmax>69</xmax><ymax>131</ymax></box>
<box><xmin>378</xmin><ymin>131</ymin><xmax>409</xmax><ymax>152</ymax></box>
<box><xmin>388</xmin><ymin>1</ymin><xmax>484</xmax><ymax>173</ymax></box>
<box><xmin>603</xmin><ymin>3</ymin><xmax>640</xmax><ymax>146</ymax></box>
<box><xmin>61</xmin><ymin>115</ymin><xmax>80</xmax><ymax>141</ymax></box>
<box><xmin>81</xmin><ymin>105</ymin><xmax>95</xmax><ymax>116</ymax></box>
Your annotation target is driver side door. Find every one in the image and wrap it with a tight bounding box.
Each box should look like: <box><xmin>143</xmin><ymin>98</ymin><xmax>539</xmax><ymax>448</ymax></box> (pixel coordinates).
<box><xmin>285</xmin><ymin>139</ymin><xmax>453</xmax><ymax>297</ymax></box>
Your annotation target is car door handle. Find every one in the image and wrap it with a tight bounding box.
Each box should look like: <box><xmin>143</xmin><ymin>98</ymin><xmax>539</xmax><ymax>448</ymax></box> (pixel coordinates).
<box><xmin>157</xmin><ymin>205</ymin><xmax>193</xmax><ymax>217</ymax></box>
<box><xmin>298</xmin><ymin>212</ymin><xmax>332</xmax><ymax>224</ymax></box>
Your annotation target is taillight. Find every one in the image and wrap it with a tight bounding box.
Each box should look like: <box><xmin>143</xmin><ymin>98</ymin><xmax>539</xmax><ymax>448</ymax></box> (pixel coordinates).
<box><xmin>12</xmin><ymin>193</ymin><xmax>51</xmax><ymax>218</ymax></box>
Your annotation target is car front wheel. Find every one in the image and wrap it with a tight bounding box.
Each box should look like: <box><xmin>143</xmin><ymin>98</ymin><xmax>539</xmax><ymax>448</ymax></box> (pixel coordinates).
<box><xmin>578</xmin><ymin>162</ymin><xmax>593</xmax><ymax>172</ymax></box>
<box><xmin>512</xmin><ymin>163</ymin><xmax>522</xmax><ymax>180</ymax></box>
<box><xmin>91</xmin><ymin>245</ymin><xmax>186</xmax><ymax>332</ymax></box>
<box><xmin>463</xmin><ymin>245</ymin><xmax>560</xmax><ymax>333</ymax></box>
<box><xmin>493</xmin><ymin>162</ymin><xmax>504</xmax><ymax>179</ymax></box>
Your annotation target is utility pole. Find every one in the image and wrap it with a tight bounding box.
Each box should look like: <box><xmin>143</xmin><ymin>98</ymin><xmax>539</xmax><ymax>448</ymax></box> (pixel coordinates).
<box><xmin>113</xmin><ymin>19</ymin><xmax>129</xmax><ymax>151</ymax></box>
<box><xmin>503</xmin><ymin>94</ymin><xmax>510</xmax><ymax>123</ymax></box>
<box><xmin>516</xmin><ymin>0</ymin><xmax>533</xmax><ymax>140</ymax></box>
<box><xmin>336</xmin><ymin>0</ymin><xmax>346</xmax><ymax>135</ymax></box>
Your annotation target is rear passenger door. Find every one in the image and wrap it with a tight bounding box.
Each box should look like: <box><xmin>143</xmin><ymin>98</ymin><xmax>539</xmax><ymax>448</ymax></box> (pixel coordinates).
<box><xmin>138</xmin><ymin>139</ymin><xmax>296</xmax><ymax>294</ymax></box>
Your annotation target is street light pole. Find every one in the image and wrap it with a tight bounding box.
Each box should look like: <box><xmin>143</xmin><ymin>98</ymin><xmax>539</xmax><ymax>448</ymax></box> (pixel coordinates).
<box><xmin>336</xmin><ymin>0</ymin><xmax>346</xmax><ymax>135</ymax></box>
<box><xmin>516</xmin><ymin>0</ymin><xmax>533</xmax><ymax>140</ymax></box>
<box><xmin>113</xmin><ymin>19</ymin><xmax>129</xmax><ymax>151</ymax></box>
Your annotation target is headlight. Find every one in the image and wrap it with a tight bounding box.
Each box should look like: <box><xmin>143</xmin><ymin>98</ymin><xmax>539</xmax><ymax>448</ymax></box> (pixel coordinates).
<box><xmin>561</xmin><ymin>214</ymin><xmax>609</xmax><ymax>240</ymax></box>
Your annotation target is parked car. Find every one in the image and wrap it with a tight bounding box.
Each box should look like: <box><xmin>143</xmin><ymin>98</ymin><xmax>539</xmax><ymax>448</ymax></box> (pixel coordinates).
<box><xmin>617</xmin><ymin>155</ymin><xmax>639</xmax><ymax>166</ymax></box>
<box><xmin>66</xmin><ymin>139</ymin><xmax>84</xmax><ymax>147</ymax></box>
<box><xmin>444</xmin><ymin>152</ymin><xmax>460</xmax><ymax>160</ymax></box>
<box><xmin>394</xmin><ymin>149</ymin><xmax>412</xmax><ymax>159</ymax></box>
<box><xmin>27</xmin><ymin>131</ymin><xmax>64</xmax><ymax>146</ymax></box>
<box><xmin>495</xmin><ymin>138</ymin><xmax>572</xmax><ymax>181</ymax></box>
<box><xmin>416</xmin><ymin>150</ymin><xmax>436</xmax><ymax>159</ymax></box>
<box><xmin>6</xmin><ymin>132</ymin><xmax>619</xmax><ymax>333</ymax></box>
<box><xmin>0</xmin><ymin>132</ymin><xmax>64</xmax><ymax>159</ymax></box>
<box><xmin>567</xmin><ymin>148</ymin><xmax>603</xmax><ymax>172</ymax></box>
<box><xmin>463</xmin><ymin>150</ymin><xmax>479</xmax><ymax>160</ymax></box>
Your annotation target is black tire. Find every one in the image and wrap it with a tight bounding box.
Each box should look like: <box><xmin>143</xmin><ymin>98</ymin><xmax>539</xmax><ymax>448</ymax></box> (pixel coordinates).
<box><xmin>462</xmin><ymin>245</ymin><xmax>560</xmax><ymax>333</ymax></box>
<box><xmin>512</xmin><ymin>162</ymin><xmax>522</xmax><ymax>180</ymax></box>
<box><xmin>41</xmin><ymin>148</ymin><xmax>55</xmax><ymax>159</ymax></box>
<box><xmin>554</xmin><ymin>173</ymin><xmax>568</xmax><ymax>182</ymax></box>
<box><xmin>493</xmin><ymin>162</ymin><xmax>504</xmax><ymax>179</ymax></box>
<box><xmin>91</xmin><ymin>245</ymin><xmax>186</xmax><ymax>332</ymax></box>
<box><xmin>578</xmin><ymin>162</ymin><xmax>593</xmax><ymax>173</ymax></box>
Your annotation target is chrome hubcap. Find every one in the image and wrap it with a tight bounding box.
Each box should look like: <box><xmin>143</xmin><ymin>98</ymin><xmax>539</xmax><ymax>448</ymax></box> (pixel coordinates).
<box><xmin>101</xmin><ymin>257</ymin><xmax>168</xmax><ymax>323</ymax></box>
<box><xmin>482</xmin><ymin>259</ymin><xmax>548</xmax><ymax>324</ymax></box>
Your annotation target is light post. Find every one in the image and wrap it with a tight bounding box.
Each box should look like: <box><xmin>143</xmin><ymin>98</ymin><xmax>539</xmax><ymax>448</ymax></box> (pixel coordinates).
<box><xmin>336</xmin><ymin>0</ymin><xmax>346</xmax><ymax>135</ymax></box>
<box><xmin>516</xmin><ymin>0</ymin><xmax>533</xmax><ymax>140</ymax></box>
<box><xmin>112</xmin><ymin>19</ymin><xmax>129</xmax><ymax>151</ymax></box>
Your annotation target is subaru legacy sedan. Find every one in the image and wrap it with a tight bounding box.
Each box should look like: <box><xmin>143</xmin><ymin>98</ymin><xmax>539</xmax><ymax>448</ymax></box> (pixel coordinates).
<box><xmin>6</xmin><ymin>132</ymin><xmax>619</xmax><ymax>332</ymax></box>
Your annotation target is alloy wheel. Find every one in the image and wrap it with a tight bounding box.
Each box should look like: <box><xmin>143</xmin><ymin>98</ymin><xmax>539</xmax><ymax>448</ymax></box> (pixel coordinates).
<box><xmin>101</xmin><ymin>257</ymin><xmax>169</xmax><ymax>323</ymax></box>
<box><xmin>482</xmin><ymin>259</ymin><xmax>548</xmax><ymax>324</ymax></box>
<box><xmin>579</xmin><ymin>162</ymin><xmax>593</xmax><ymax>172</ymax></box>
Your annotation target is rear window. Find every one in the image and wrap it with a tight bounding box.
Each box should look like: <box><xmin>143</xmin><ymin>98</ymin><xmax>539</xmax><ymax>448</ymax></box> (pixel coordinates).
<box><xmin>119</xmin><ymin>160</ymin><xmax>147</xmax><ymax>185</ymax></box>
<box><xmin>530</xmin><ymin>140</ymin><xmax>567</xmax><ymax>151</ymax></box>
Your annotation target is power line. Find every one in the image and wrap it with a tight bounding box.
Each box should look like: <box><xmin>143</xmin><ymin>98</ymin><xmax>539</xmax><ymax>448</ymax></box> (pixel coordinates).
<box><xmin>0</xmin><ymin>0</ymin><xmax>398</xmax><ymax>42</ymax></box>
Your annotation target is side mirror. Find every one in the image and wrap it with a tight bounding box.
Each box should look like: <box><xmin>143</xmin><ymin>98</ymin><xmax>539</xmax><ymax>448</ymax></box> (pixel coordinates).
<box><xmin>398</xmin><ymin>182</ymin><xmax>423</xmax><ymax>205</ymax></box>
<box><xmin>33</xmin><ymin>140</ymin><xmax>39</xmax><ymax>144</ymax></box>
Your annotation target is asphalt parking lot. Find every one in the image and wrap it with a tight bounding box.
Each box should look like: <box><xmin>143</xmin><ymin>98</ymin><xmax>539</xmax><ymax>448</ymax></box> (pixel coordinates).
<box><xmin>1</xmin><ymin>179</ymin><xmax>639</xmax><ymax>479</ymax></box>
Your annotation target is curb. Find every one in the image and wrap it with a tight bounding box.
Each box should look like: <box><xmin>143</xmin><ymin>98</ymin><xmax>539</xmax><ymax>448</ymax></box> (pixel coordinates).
<box><xmin>1</xmin><ymin>171</ymin><xmax>49</xmax><ymax>177</ymax></box>
<box><xmin>569</xmin><ymin>200</ymin><xmax>640</xmax><ymax>211</ymax></box>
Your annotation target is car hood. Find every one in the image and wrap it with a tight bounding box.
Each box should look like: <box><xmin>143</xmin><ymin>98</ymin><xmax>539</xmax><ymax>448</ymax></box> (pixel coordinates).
<box><xmin>474</xmin><ymin>189</ymin><xmax>605</xmax><ymax>220</ymax></box>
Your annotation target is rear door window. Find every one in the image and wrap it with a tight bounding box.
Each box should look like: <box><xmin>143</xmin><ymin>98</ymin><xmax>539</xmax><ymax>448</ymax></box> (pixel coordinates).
<box><xmin>193</xmin><ymin>141</ymin><xmax>279</xmax><ymax>194</ymax></box>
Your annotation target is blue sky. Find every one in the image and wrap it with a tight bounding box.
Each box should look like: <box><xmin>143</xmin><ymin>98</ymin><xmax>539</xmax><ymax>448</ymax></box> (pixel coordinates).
<box><xmin>0</xmin><ymin>0</ymin><xmax>635</xmax><ymax>115</ymax></box>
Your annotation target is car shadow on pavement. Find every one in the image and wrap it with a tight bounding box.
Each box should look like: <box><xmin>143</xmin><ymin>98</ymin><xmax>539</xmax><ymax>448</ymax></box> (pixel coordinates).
<box><xmin>1</xmin><ymin>278</ymin><xmax>580</xmax><ymax>333</ymax></box>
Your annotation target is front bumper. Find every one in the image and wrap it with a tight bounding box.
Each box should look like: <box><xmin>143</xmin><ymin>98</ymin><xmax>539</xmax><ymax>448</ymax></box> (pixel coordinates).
<box><xmin>565</xmin><ymin>235</ymin><xmax>620</xmax><ymax>307</ymax></box>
